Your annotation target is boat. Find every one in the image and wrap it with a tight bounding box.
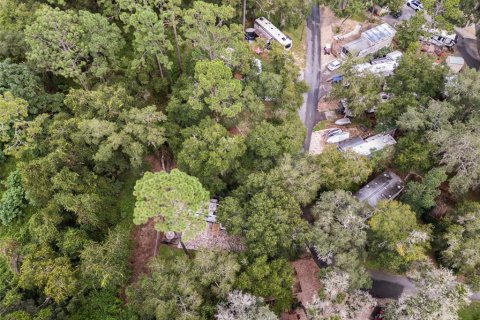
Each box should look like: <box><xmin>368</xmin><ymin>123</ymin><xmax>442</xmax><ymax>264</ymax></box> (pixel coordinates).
<box><xmin>327</xmin><ymin>132</ymin><xmax>350</xmax><ymax>143</ymax></box>
<box><xmin>335</xmin><ymin>118</ymin><xmax>351</xmax><ymax>125</ymax></box>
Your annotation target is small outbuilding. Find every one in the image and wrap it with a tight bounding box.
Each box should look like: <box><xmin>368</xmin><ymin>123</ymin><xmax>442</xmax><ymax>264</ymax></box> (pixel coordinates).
<box><xmin>445</xmin><ymin>56</ymin><xmax>465</xmax><ymax>73</ymax></box>
<box><xmin>355</xmin><ymin>171</ymin><xmax>405</xmax><ymax>207</ymax></box>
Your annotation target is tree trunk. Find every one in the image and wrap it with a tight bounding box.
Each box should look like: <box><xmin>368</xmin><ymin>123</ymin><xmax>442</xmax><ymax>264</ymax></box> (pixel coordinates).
<box><xmin>340</xmin><ymin>15</ymin><xmax>351</xmax><ymax>27</ymax></box>
<box><xmin>155</xmin><ymin>54</ymin><xmax>164</xmax><ymax>79</ymax></box>
<box><xmin>153</xmin><ymin>231</ymin><xmax>161</xmax><ymax>257</ymax></box>
<box><xmin>476</xmin><ymin>22</ymin><xmax>480</xmax><ymax>57</ymax></box>
<box><xmin>242</xmin><ymin>0</ymin><xmax>247</xmax><ymax>30</ymax></box>
<box><xmin>179</xmin><ymin>238</ymin><xmax>192</xmax><ymax>259</ymax></box>
<box><xmin>38</xmin><ymin>297</ymin><xmax>51</xmax><ymax>309</ymax></box>
<box><xmin>172</xmin><ymin>15</ymin><xmax>183</xmax><ymax>74</ymax></box>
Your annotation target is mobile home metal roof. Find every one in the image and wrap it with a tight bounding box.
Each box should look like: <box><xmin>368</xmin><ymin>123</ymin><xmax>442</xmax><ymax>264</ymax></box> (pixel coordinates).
<box><xmin>338</xmin><ymin>136</ymin><xmax>365</xmax><ymax>151</ymax></box>
<box><xmin>350</xmin><ymin>133</ymin><xmax>396</xmax><ymax>157</ymax></box>
<box><xmin>362</xmin><ymin>23</ymin><xmax>396</xmax><ymax>44</ymax></box>
<box><xmin>355</xmin><ymin>171</ymin><xmax>405</xmax><ymax>207</ymax></box>
<box><xmin>343</xmin><ymin>37</ymin><xmax>371</xmax><ymax>54</ymax></box>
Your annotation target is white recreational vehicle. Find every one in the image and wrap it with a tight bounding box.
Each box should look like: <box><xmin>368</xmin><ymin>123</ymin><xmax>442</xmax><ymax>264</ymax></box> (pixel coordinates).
<box><xmin>254</xmin><ymin>17</ymin><xmax>292</xmax><ymax>50</ymax></box>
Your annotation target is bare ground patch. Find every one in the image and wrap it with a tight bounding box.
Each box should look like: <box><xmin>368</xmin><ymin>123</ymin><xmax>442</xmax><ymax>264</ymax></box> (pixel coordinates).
<box><xmin>128</xmin><ymin>219</ymin><xmax>160</xmax><ymax>284</ymax></box>
<box><xmin>122</xmin><ymin>148</ymin><xmax>176</xmax><ymax>300</ymax></box>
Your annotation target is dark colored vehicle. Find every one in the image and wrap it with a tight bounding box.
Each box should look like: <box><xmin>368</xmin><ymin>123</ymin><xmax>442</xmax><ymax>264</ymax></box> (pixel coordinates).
<box><xmin>390</xmin><ymin>10</ymin><xmax>402</xmax><ymax>18</ymax></box>
<box><xmin>328</xmin><ymin>74</ymin><xmax>343</xmax><ymax>84</ymax></box>
<box><xmin>244</xmin><ymin>28</ymin><xmax>258</xmax><ymax>42</ymax></box>
<box><xmin>371</xmin><ymin>306</ymin><xmax>385</xmax><ymax>320</ymax></box>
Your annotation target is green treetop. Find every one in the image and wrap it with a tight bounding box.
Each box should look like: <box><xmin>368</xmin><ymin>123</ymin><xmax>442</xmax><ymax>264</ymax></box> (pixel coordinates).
<box><xmin>25</xmin><ymin>6</ymin><xmax>124</xmax><ymax>87</ymax></box>
<box><xmin>369</xmin><ymin>201</ymin><xmax>432</xmax><ymax>270</ymax></box>
<box><xmin>182</xmin><ymin>1</ymin><xmax>241</xmax><ymax>61</ymax></box>
<box><xmin>121</xmin><ymin>4</ymin><xmax>173</xmax><ymax>79</ymax></box>
<box><xmin>189</xmin><ymin>60</ymin><xmax>244</xmax><ymax>119</ymax></box>
<box><xmin>0</xmin><ymin>92</ymin><xmax>28</xmax><ymax>144</ymax></box>
<box><xmin>133</xmin><ymin>169</ymin><xmax>210</xmax><ymax>241</ymax></box>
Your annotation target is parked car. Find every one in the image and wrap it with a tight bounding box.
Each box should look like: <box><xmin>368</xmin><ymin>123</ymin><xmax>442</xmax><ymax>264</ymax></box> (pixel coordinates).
<box><xmin>244</xmin><ymin>28</ymin><xmax>258</xmax><ymax>42</ymax></box>
<box><xmin>335</xmin><ymin>118</ymin><xmax>351</xmax><ymax>125</ymax></box>
<box><xmin>327</xmin><ymin>131</ymin><xmax>350</xmax><ymax>143</ymax></box>
<box><xmin>407</xmin><ymin>0</ymin><xmax>423</xmax><ymax>11</ymax></box>
<box><xmin>328</xmin><ymin>74</ymin><xmax>343</xmax><ymax>84</ymax></box>
<box><xmin>390</xmin><ymin>10</ymin><xmax>402</xmax><ymax>18</ymax></box>
<box><xmin>327</xmin><ymin>60</ymin><xmax>341</xmax><ymax>71</ymax></box>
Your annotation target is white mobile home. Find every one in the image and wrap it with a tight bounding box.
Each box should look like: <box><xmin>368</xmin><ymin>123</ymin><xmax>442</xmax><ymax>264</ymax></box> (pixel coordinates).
<box><xmin>338</xmin><ymin>133</ymin><xmax>396</xmax><ymax>157</ymax></box>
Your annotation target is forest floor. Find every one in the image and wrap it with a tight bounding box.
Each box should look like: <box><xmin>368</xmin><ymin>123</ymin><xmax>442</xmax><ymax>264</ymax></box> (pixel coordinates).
<box><xmin>128</xmin><ymin>218</ymin><xmax>160</xmax><ymax>284</ymax></box>
<box><xmin>122</xmin><ymin>149</ymin><xmax>177</xmax><ymax>299</ymax></box>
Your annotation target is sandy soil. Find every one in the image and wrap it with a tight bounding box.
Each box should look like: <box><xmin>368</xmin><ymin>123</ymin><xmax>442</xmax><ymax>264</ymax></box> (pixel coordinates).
<box><xmin>319</xmin><ymin>6</ymin><xmax>363</xmax><ymax>67</ymax></box>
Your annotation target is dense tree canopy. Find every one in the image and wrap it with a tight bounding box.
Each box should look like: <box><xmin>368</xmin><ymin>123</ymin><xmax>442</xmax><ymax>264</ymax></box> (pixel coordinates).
<box><xmin>385</xmin><ymin>264</ymin><xmax>471</xmax><ymax>320</ymax></box>
<box><xmin>127</xmin><ymin>250</ymin><xmax>239</xmax><ymax>320</ymax></box>
<box><xmin>0</xmin><ymin>0</ymin><xmax>477</xmax><ymax>318</ymax></box>
<box><xmin>402</xmin><ymin>168</ymin><xmax>447</xmax><ymax>215</ymax></box>
<box><xmin>215</xmin><ymin>291</ymin><xmax>278</xmax><ymax>320</ymax></box>
<box><xmin>441</xmin><ymin>202</ymin><xmax>480</xmax><ymax>288</ymax></box>
<box><xmin>369</xmin><ymin>201</ymin><xmax>431</xmax><ymax>270</ymax></box>
<box><xmin>310</xmin><ymin>190</ymin><xmax>371</xmax><ymax>290</ymax></box>
<box><xmin>316</xmin><ymin>146</ymin><xmax>373</xmax><ymax>191</ymax></box>
<box><xmin>306</xmin><ymin>270</ymin><xmax>376</xmax><ymax>320</ymax></box>
<box><xmin>236</xmin><ymin>255</ymin><xmax>294</xmax><ymax>313</ymax></box>
<box><xmin>218</xmin><ymin>182</ymin><xmax>308</xmax><ymax>259</ymax></box>
<box><xmin>0</xmin><ymin>170</ymin><xmax>26</xmax><ymax>225</ymax></box>
<box><xmin>177</xmin><ymin>119</ymin><xmax>246</xmax><ymax>194</ymax></box>
<box><xmin>25</xmin><ymin>6</ymin><xmax>124</xmax><ymax>87</ymax></box>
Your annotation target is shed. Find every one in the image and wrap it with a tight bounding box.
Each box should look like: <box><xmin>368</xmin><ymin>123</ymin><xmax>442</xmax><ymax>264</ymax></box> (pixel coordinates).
<box><xmin>445</xmin><ymin>56</ymin><xmax>465</xmax><ymax>73</ymax></box>
<box><xmin>340</xmin><ymin>23</ymin><xmax>396</xmax><ymax>58</ymax></box>
<box><xmin>355</xmin><ymin>171</ymin><xmax>405</xmax><ymax>207</ymax></box>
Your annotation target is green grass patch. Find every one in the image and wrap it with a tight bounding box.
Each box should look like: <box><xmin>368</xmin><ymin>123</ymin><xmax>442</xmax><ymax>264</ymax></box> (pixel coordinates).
<box><xmin>158</xmin><ymin>244</ymin><xmax>184</xmax><ymax>260</ymax></box>
<box><xmin>313</xmin><ymin>121</ymin><xmax>327</xmax><ymax>132</ymax></box>
<box><xmin>459</xmin><ymin>302</ymin><xmax>480</xmax><ymax>320</ymax></box>
<box><xmin>0</xmin><ymin>157</ymin><xmax>17</xmax><ymax>182</ymax></box>
<box><xmin>351</xmin><ymin>12</ymin><xmax>368</xmax><ymax>23</ymax></box>
<box><xmin>285</xmin><ymin>21</ymin><xmax>307</xmax><ymax>68</ymax></box>
<box><xmin>117</xmin><ymin>169</ymin><xmax>143</xmax><ymax>221</ymax></box>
